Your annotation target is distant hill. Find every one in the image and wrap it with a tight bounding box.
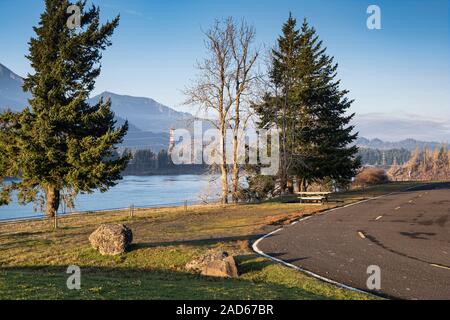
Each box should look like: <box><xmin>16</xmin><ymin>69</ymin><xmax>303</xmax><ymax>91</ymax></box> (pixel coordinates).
<box><xmin>0</xmin><ymin>63</ymin><xmax>175</xmax><ymax>151</ymax></box>
<box><xmin>0</xmin><ymin>63</ymin><xmax>31</xmax><ymax>111</ymax></box>
<box><xmin>356</xmin><ymin>137</ymin><xmax>450</xmax><ymax>151</ymax></box>
<box><xmin>89</xmin><ymin>91</ymin><xmax>195</xmax><ymax>133</ymax></box>
<box><xmin>3</xmin><ymin>62</ymin><xmax>448</xmax><ymax>153</ymax></box>
<box><xmin>354</xmin><ymin>113</ymin><xmax>449</xmax><ymax>142</ymax></box>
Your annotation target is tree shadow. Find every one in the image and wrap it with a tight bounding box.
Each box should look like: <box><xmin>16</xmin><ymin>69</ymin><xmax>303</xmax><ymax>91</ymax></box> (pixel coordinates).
<box><xmin>399</xmin><ymin>231</ymin><xmax>436</xmax><ymax>240</ymax></box>
<box><xmin>0</xmin><ymin>264</ymin><xmax>333</xmax><ymax>300</ymax></box>
<box><xmin>400</xmin><ymin>182</ymin><xmax>450</xmax><ymax>192</ymax></box>
<box><xmin>128</xmin><ymin>234</ymin><xmax>268</xmax><ymax>251</ymax></box>
<box><xmin>235</xmin><ymin>253</ymin><xmax>309</xmax><ymax>273</ymax></box>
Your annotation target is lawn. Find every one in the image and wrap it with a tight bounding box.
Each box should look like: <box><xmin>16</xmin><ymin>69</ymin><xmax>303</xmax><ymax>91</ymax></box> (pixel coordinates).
<box><xmin>0</xmin><ymin>181</ymin><xmax>425</xmax><ymax>300</ymax></box>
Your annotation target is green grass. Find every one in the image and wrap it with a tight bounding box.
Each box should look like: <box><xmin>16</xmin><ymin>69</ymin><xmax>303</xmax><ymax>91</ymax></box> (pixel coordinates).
<box><xmin>0</xmin><ymin>181</ymin><xmax>427</xmax><ymax>300</ymax></box>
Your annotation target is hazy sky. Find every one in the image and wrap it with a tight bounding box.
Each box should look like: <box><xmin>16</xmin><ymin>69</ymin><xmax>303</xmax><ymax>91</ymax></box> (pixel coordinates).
<box><xmin>0</xmin><ymin>0</ymin><xmax>449</xmax><ymax>120</ymax></box>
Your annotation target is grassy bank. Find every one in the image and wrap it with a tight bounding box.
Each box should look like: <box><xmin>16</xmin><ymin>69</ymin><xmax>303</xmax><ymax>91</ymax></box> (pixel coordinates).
<box><xmin>0</xmin><ymin>181</ymin><xmax>424</xmax><ymax>300</ymax></box>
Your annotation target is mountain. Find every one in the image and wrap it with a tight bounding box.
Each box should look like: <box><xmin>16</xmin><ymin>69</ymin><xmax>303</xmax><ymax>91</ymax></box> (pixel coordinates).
<box><xmin>0</xmin><ymin>64</ymin><xmax>174</xmax><ymax>151</ymax></box>
<box><xmin>89</xmin><ymin>91</ymin><xmax>195</xmax><ymax>133</ymax></box>
<box><xmin>3</xmin><ymin>63</ymin><xmax>448</xmax><ymax>153</ymax></box>
<box><xmin>88</xmin><ymin>91</ymin><xmax>202</xmax><ymax>151</ymax></box>
<box><xmin>356</xmin><ymin>137</ymin><xmax>450</xmax><ymax>151</ymax></box>
<box><xmin>121</xmin><ymin>130</ymin><xmax>169</xmax><ymax>152</ymax></box>
<box><xmin>0</xmin><ymin>63</ymin><xmax>31</xmax><ymax>111</ymax></box>
<box><xmin>354</xmin><ymin>113</ymin><xmax>450</xmax><ymax>142</ymax></box>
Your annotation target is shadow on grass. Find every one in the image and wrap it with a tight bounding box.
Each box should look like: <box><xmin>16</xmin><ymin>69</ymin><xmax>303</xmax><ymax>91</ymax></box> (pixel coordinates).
<box><xmin>235</xmin><ymin>254</ymin><xmax>309</xmax><ymax>273</ymax></box>
<box><xmin>399</xmin><ymin>181</ymin><xmax>450</xmax><ymax>192</ymax></box>
<box><xmin>128</xmin><ymin>234</ymin><xmax>268</xmax><ymax>251</ymax></box>
<box><xmin>0</xmin><ymin>263</ymin><xmax>333</xmax><ymax>300</ymax></box>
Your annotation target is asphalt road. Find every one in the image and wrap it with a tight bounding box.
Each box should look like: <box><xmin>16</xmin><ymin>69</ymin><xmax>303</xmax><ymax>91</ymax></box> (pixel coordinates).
<box><xmin>255</xmin><ymin>183</ymin><xmax>450</xmax><ymax>300</ymax></box>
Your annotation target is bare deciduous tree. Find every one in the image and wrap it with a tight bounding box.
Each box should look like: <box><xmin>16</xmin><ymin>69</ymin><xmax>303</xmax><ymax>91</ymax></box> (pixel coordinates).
<box><xmin>184</xmin><ymin>18</ymin><xmax>259</xmax><ymax>205</ymax></box>
<box><xmin>229</xmin><ymin>19</ymin><xmax>259</xmax><ymax>204</ymax></box>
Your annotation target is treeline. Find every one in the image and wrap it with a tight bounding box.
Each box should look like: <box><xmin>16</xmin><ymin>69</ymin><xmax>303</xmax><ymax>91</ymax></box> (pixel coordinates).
<box><xmin>388</xmin><ymin>146</ymin><xmax>450</xmax><ymax>181</ymax></box>
<box><xmin>122</xmin><ymin>149</ymin><xmax>207</xmax><ymax>176</ymax></box>
<box><xmin>357</xmin><ymin>148</ymin><xmax>411</xmax><ymax>166</ymax></box>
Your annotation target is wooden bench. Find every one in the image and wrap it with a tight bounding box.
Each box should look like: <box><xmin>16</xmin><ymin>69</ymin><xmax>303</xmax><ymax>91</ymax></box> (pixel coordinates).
<box><xmin>295</xmin><ymin>192</ymin><xmax>331</xmax><ymax>204</ymax></box>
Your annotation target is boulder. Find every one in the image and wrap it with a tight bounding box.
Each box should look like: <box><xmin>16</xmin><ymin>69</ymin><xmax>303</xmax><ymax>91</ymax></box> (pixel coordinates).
<box><xmin>89</xmin><ymin>224</ymin><xmax>133</xmax><ymax>256</ymax></box>
<box><xmin>186</xmin><ymin>250</ymin><xmax>238</xmax><ymax>278</ymax></box>
<box><xmin>201</xmin><ymin>256</ymin><xmax>239</xmax><ymax>278</ymax></box>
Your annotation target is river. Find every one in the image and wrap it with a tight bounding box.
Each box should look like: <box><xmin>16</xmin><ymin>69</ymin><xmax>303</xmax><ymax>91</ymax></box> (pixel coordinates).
<box><xmin>0</xmin><ymin>175</ymin><xmax>220</xmax><ymax>221</ymax></box>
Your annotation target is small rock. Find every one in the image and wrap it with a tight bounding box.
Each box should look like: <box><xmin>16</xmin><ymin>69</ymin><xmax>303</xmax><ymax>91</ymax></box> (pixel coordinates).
<box><xmin>186</xmin><ymin>250</ymin><xmax>238</xmax><ymax>278</ymax></box>
<box><xmin>89</xmin><ymin>224</ymin><xmax>133</xmax><ymax>256</ymax></box>
<box><xmin>201</xmin><ymin>256</ymin><xmax>239</xmax><ymax>278</ymax></box>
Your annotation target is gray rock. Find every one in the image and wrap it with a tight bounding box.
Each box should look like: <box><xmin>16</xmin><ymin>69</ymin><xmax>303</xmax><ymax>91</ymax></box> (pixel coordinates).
<box><xmin>89</xmin><ymin>224</ymin><xmax>133</xmax><ymax>256</ymax></box>
<box><xmin>201</xmin><ymin>256</ymin><xmax>239</xmax><ymax>278</ymax></box>
<box><xmin>186</xmin><ymin>250</ymin><xmax>238</xmax><ymax>278</ymax></box>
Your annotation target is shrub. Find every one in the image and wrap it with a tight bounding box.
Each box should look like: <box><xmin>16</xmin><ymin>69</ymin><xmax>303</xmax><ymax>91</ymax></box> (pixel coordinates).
<box><xmin>354</xmin><ymin>168</ymin><xmax>389</xmax><ymax>186</ymax></box>
<box><xmin>238</xmin><ymin>175</ymin><xmax>276</xmax><ymax>202</ymax></box>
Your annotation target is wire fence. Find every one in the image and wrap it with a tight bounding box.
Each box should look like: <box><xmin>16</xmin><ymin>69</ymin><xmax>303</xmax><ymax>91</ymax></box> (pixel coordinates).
<box><xmin>0</xmin><ymin>198</ymin><xmax>220</xmax><ymax>225</ymax></box>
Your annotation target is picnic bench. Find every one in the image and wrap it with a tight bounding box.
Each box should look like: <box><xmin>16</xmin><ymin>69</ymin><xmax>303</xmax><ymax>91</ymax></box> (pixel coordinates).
<box><xmin>295</xmin><ymin>192</ymin><xmax>331</xmax><ymax>204</ymax></box>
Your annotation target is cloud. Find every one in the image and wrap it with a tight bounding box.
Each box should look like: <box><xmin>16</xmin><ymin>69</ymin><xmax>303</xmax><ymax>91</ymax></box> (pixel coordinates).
<box><xmin>123</xmin><ymin>9</ymin><xmax>143</xmax><ymax>17</ymax></box>
<box><xmin>102</xmin><ymin>4</ymin><xmax>144</xmax><ymax>17</ymax></box>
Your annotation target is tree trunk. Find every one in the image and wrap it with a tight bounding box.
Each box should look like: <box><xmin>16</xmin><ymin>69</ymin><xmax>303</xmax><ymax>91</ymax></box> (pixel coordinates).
<box><xmin>221</xmin><ymin>163</ymin><xmax>228</xmax><ymax>205</ymax></box>
<box><xmin>231</xmin><ymin>104</ymin><xmax>240</xmax><ymax>205</ymax></box>
<box><xmin>45</xmin><ymin>185</ymin><xmax>60</xmax><ymax>218</ymax></box>
<box><xmin>279</xmin><ymin>170</ymin><xmax>287</xmax><ymax>194</ymax></box>
<box><xmin>296</xmin><ymin>176</ymin><xmax>302</xmax><ymax>192</ymax></box>
<box><xmin>220</xmin><ymin>119</ymin><xmax>229</xmax><ymax>205</ymax></box>
<box><xmin>287</xmin><ymin>177</ymin><xmax>294</xmax><ymax>194</ymax></box>
<box><xmin>231</xmin><ymin>134</ymin><xmax>239</xmax><ymax>204</ymax></box>
<box><xmin>302</xmin><ymin>179</ymin><xmax>308</xmax><ymax>192</ymax></box>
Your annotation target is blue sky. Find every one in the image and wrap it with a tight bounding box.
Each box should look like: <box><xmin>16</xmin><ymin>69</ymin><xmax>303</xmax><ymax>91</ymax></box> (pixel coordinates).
<box><xmin>0</xmin><ymin>0</ymin><xmax>449</xmax><ymax>120</ymax></box>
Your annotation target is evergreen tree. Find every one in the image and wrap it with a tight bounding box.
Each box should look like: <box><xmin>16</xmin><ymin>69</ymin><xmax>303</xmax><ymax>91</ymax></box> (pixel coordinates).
<box><xmin>255</xmin><ymin>16</ymin><xmax>359</xmax><ymax>192</ymax></box>
<box><xmin>0</xmin><ymin>0</ymin><xmax>129</xmax><ymax>217</ymax></box>
<box><xmin>255</xmin><ymin>13</ymin><xmax>301</xmax><ymax>193</ymax></box>
<box><xmin>157</xmin><ymin>149</ymin><xmax>172</xmax><ymax>169</ymax></box>
<box><xmin>294</xmin><ymin>20</ymin><xmax>360</xmax><ymax>187</ymax></box>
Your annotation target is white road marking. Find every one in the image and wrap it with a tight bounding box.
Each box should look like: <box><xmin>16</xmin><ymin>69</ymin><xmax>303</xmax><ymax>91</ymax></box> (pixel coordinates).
<box><xmin>375</xmin><ymin>216</ymin><xmax>383</xmax><ymax>221</ymax></box>
<box><xmin>430</xmin><ymin>264</ymin><xmax>450</xmax><ymax>271</ymax></box>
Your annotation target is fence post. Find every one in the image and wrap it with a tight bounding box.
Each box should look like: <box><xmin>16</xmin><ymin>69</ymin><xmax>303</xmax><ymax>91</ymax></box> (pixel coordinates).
<box><xmin>130</xmin><ymin>204</ymin><xmax>134</xmax><ymax>218</ymax></box>
<box><xmin>54</xmin><ymin>212</ymin><xmax>58</xmax><ymax>230</ymax></box>
<box><xmin>184</xmin><ymin>200</ymin><xmax>187</xmax><ymax>212</ymax></box>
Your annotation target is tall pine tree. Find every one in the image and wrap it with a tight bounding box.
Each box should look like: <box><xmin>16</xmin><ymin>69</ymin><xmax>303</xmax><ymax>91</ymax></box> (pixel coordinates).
<box><xmin>255</xmin><ymin>13</ymin><xmax>301</xmax><ymax>193</ymax></box>
<box><xmin>0</xmin><ymin>0</ymin><xmax>129</xmax><ymax>217</ymax></box>
<box><xmin>292</xmin><ymin>19</ymin><xmax>360</xmax><ymax>189</ymax></box>
<box><xmin>255</xmin><ymin>16</ymin><xmax>359</xmax><ymax>192</ymax></box>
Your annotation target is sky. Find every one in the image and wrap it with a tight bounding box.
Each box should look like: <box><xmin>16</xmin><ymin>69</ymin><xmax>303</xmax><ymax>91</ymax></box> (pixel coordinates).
<box><xmin>0</xmin><ymin>0</ymin><xmax>449</xmax><ymax>121</ymax></box>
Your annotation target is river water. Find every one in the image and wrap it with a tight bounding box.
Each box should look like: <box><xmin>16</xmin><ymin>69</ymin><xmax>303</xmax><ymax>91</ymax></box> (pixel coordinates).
<box><xmin>0</xmin><ymin>175</ymin><xmax>220</xmax><ymax>221</ymax></box>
